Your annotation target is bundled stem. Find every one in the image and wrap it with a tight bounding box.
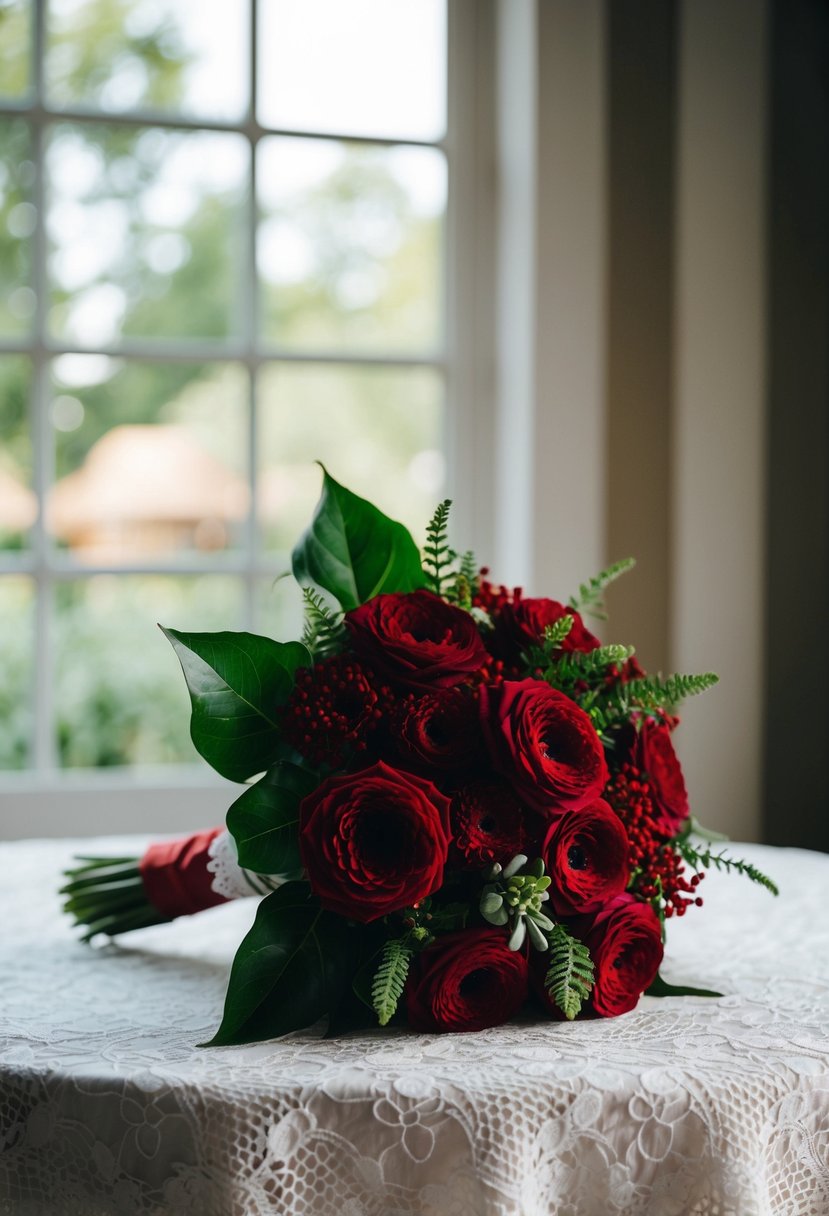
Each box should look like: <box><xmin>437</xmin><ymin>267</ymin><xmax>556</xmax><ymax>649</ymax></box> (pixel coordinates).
<box><xmin>62</xmin><ymin>857</ymin><xmax>170</xmax><ymax>941</ymax></box>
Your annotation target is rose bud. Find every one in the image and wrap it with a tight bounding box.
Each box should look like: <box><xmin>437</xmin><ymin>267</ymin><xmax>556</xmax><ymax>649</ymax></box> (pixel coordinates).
<box><xmin>479</xmin><ymin>679</ymin><xmax>609</xmax><ymax>816</ymax></box>
<box><xmin>406</xmin><ymin>928</ymin><xmax>529</xmax><ymax>1033</ymax></box>
<box><xmin>346</xmin><ymin>590</ymin><xmax>488</xmax><ymax>691</ymax></box>
<box><xmin>450</xmin><ymin>779</ymin><xmax>527</xmax><ymax>869</ymax></box>
<box><xmin>542</xmin><ymin>800</ymin><xmax>630</xmax><ymax>915</ymax></box>
<box><xmin>393</xmin><ymin>688</ymin><xmax>484</xmax><ymax>774</ymax></box>
<box><xmin>299</xmin><ymin>761</ymin><xmax>451</xmax><ymax>923</ymax></box>
<box><xmin>585</xmin><ymin>893</ymin><xmax>663</xmax><ymax>1017</ymax></box>
<box><xmin>491</xmin><ymin>598</ymin><xmax>600</xmax><ymax>664</ymax></box>
<box><xmin>634</xmin><ymin>716</ymin><xmax>689</xmax><ymax>836</ymax></box>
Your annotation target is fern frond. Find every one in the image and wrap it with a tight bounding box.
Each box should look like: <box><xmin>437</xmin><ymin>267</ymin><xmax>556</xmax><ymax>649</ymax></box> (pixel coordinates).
<box><xmin>625</xmin><ymin>671</ymin><xmax>719</xmax><ymax>710</ymax></box>
<box><xmin>543</xmin><ymin>616</ymin><xmax>575</xmax><ymax>648</ymax></box>
<box><xmin>678</xmin><ymin>842</ymin><xmax>779</xmax><ymax>896</ymax></box>
<box><xmin>569</xmin><ymin>557</ymin><xmax>636</xmax><ymax>620</ymax></box>
<box><xmin>300</xmin><ymin>587</ymin><xmax>346</xmax><ymax>659</ymax></box>
<box><xmin>544</xmin><ymin>924</ymin><xmax>595</xmax><ymax>1021</ymax></box>
<box><xmin>371</xmin><ymin>939</ymin><xmax>413</xmax><ymax>1027</ymax></box>
<box><xmin>546</xmin><ymin>644</ymin><xmax>635</xmax><ymax>686</ymax></box>
<box><xmin>422</xmin><ymin>499</ymin><xmax>454</xmax><ymax>596</ymax></box>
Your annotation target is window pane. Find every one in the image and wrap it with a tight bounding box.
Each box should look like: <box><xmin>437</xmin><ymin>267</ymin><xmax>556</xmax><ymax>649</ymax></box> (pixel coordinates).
<box><xmin>46</xmin><ymin>123</ymin><xmax>248</xmax><ymax>345</ymax></box>
<box><xmin>258</xmin><ymin>0</ymin><xmax>446</xmax><ymax>141</ymax></box>
<box><xmin>46</xmin><ymin>0</ymin><xmax>249</xmax><ymax>121</ymax></box>
<box><xmin>0</xmin><ymin>576</ymin><xmax>33</xmax><ymax>769</ymax></box>
<box><xmin>257</xmin><ymin>363</ymin><xmax>444</xmax><ymax>551</ymax></box>
<box><xmin>0</xmin><ymin>118</ymin><xmax>35</xmax><ymax>338</ymax></box>
<box><xmin>0</xmin><ymin>0</ymin><xmax>31</xmax><ymax>99</ymax></box>
<box><xmin>258</xmin><ymin>138</ymin><xmax>445</xmax><ymax>352</ymax></box>
<box><xmin>0</xmin><ymin>356</ymin><xmax>34</xmax><ymax>550</ymax></box>
<box><xmin>55</xmin><ymin>574</ymin><xmax>245</xmax><ymax>768</ymax></box>
<box><xmin>46</xmin><ymin>356</ymin><xmax>249</xmax><ymax>563</ymax></box>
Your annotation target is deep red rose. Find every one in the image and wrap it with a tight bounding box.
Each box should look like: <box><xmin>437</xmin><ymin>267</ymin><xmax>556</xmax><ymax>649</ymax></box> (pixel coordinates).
<box><xmin>393</xmin><ymin>688</ymin><xmax>483</xmax><ymax>774</ymax></box>
<box><xmin>542</xmin><ymin>799</ymin><xmax>630</xmax><ymax>915</ymax></box>
<box><xmin>634</xmin><ymin>717</ymin><xmax>689</xmax><ymax>836</ymax></box>
<box><xmin>479</xmin><ymin>679</ymin><xmax>609</xmax><ymax>816</ymax></box>
<box><xmin>450</xmin><ymin>779</ymin><xmax>527</xmax><ymax>868</ymax></box>
<box><xmin>492</xmin><ymin>598</ymin><xmax>600</xmax><ymax>663</ymax></box>
<box><xmin>346</xmin><ymin>590</ymin><xmax>488</xmax><ymax>691</ymax></box>
<box><xmin>584</xmin><ymin>893</ymin><xmax>663</xmax><ymax>1017</ymax></box>
<box><xmin>406</xmin><ymin>927</ymin><xmax>529</xmax><ymax>1032</ymax></box>
<box><xmin>299</xmin><ymin>761</ymin><xmax>451</xmax><ymax>923</ymax></box>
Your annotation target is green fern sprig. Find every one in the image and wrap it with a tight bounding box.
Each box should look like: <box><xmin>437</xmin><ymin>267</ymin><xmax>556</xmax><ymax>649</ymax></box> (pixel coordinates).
<box><xmin>590</xmin><ymin>671</ymin><xmax>720</xmax><ymax>733</ymax></box>
<box><xmin>446</xmin><ymin>550</ymin><xmax>480</xmax><ymax>609</ymax></box>
<box><xmin>569</xmin><ymin>557</ymin><xmax>636</xmax><ymax>620</ymax></box>
<box><xmin>300</xmin><ymin>587</ymin><xmax>346</xmax><ymax>658</ymax></box>
<box><xmin>371</xmin><ymin>939</ymin><xmax>414</xmax><ymax>1027</ymax></box>
<box><xmin>678</xmin><ymin>842</ymin><xmax>779</xmax><ymax>896</ymax></box>
<box><xmin>545</xmin><ymin>643</ymin><xmax>635</xmax><ymax>686</ymax></box>
<box><xmin>422</xmin><ymin>499</ymin><xmax>455</xmax><ymax>596</ymax></box>
<box><xmin>544</xmin><ymin>923</ymin><xmax>595</xmax><ymax>1021</ymax></box>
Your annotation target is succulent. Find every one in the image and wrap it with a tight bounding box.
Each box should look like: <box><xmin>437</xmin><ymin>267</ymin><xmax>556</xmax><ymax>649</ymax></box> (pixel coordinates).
<box><xmin>480</xmin><ymin>854</ymin><xmax>555</xmax><ymax>951</ymax></box>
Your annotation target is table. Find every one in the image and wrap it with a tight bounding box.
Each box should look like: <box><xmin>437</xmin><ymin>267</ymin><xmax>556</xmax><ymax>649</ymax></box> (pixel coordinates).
<box><xmin>1</xmin><ymin>838</ymin><xmax>828</xmax><ymax>1216</ymax></box>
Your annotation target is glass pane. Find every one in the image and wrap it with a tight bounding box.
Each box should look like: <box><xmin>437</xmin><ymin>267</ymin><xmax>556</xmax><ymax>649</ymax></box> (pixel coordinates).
<box><xmin>0</xmin><ymin>0</ymin><xmax>31</xmax><ymax>99</ymax></box>
<box><xmin>0</xmin><ymin>118</ymin><xmax>35</xmax><ymax>338</ymax></box>
<box><xmin>258</xmin><ymin>138</ymin><xmax>445</xmax><ymax>352</ymax></box>
<box><xmin>46</xmin><ymin>123</ymin><xmax>248</xmax><ymax>345</ymax></box>
<box><xmin>55</xmin><ymin>574</ymin><xmax>245</xmax><ymax>768</ymax></box>
<box><xmin>46</xmin><ymin>356</ymin><xmax>249</xmax><ymax>562</ymax></box>
<box><xmin>46</xmin><ymin>0</ymin><xmax>249</xmax><ymax>121</ymax></box>
<box><xmin>255</xmin><ymin>574</ymin><xmax>304</xmax><ymax>645</ymax></box>
<box><xmin>0</xmin><ymin>576</ymin><xmax>33</xmax><ymax>770</ymax></box>
<box><xmin>257</xmin><ymin>363</ymin><xmax>444</xmax><ymax>551</ymax></box>
<box><xmin>0</xmin><ymin>356</ymin><xmax>34</xmax><ymax>549</ymax></box>
<box><xmin>258</xmin><ymin>0</ymin><xmax>446</xmax><ymax>141</ymax></box>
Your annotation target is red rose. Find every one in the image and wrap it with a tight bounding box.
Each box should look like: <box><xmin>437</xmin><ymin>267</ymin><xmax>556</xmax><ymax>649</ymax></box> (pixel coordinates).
<box><xmin>299</xmin><ymin>761</ymin><xmax>451</xmax><ymax>922</ymax></box>
<box><xmin>450</xmin><ymin>779</ymin><xmax>527</xmax><ymax>868</ymax></box>
<box><xmin>479</xmin><ymin>679</ymin><xmax>609</xmax><ymax>816</ymax></box>
<box><xmin>492</xmin><ymin>598</ymin><xmax>600</xmax><ymax>663</ymax></box>
<box><xmin>346</xmin><ymin>591</ymin><xmax>488</xmax><ymax>691</ymax></box>
<box><xmin>393</xmin><ymin>688</ymin><xmax>483</xmax><ymax>774</ymax></box>
<box><xmin>406</xmin><ymin>928</ymin><xmax>529</xmax><ymax>1032</ymax></box>
<box><xmin>542</xmin><ymin>799</ymin><xmax>630</xmax><ymax>915</ymax></box>
<box><xmin>634</xmin><ymin>717</ymin><xmax>689</xmax><ymax>836</ymax></box>
<box><xmin>584</xmin><ymin>893</ymin><xmax>663</xmax><ymax>1016</ymax></box>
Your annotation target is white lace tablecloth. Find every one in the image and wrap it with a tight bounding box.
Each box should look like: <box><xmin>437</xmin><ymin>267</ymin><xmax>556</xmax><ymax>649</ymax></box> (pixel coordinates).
<box><xmin>1</xmin><ymin>838</ymin><xmax>828</xmax><ymax>1216</ymax></box>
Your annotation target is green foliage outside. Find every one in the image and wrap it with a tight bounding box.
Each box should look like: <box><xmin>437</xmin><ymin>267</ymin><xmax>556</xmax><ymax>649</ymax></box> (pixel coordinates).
<box><xmin>0</xmin><ymin>0</ymin><xmax>443</xmax><ymax>771</ymax></box>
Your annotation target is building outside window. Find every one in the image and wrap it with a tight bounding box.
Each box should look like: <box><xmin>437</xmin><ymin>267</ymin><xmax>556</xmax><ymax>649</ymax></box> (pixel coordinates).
<box><xmin>0</xmin><ymin>0</ymin><xmax>472</xmax><ymax>816</ymax></box>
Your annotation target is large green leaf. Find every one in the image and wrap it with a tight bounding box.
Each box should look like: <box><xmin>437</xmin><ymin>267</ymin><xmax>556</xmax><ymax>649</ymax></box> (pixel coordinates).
<box><xmin>646</xmin><ymin>972</ymin><xmax>722</xmax><ymax>999</ymax></box>
<box><xmin>291</xmin><ymin>466</ymin><xmax>426</xmax><ymax>611</ymax></box>
<box><xmin>206</xmin><ymin>882</ymin><xmax>352</xmax><ymax>1045</ymax></box>
<box><xmin>161</xmin><ymin>628</ymin><xmax>311</xmax><ymax>783</ymax></box>
<box><xmin>226</xmin><ymin>761</ymin><xmax>318</xmax><ymax>875</ymax></box>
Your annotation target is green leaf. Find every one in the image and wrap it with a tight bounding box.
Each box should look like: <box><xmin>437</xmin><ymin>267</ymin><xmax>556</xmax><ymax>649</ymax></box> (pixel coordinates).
<box><xmin>371</xmin><ymin>939</ymin><xmax>413</xmax><ymax>1027</ymax></box>
<box><xmin>677</xmin><ymin>841</ymin><xmax>779</xmax><ymax>896</ymax></box>
<box><xmin>569</xmin><ymin>557</ymin><xmax>636</xmax><ymax>620</ymax></box>
<box><xmin>206</xmin><ymin>882</ymin><xmax>352</xmax><ymax>1046</ymax></box>
<box><xmin>545</xmin><ymin>923</ymin><xmax>595</xmax><ymax>1021</ymax></box>
<box><xmin>646</xmin><ymin>972</ymin><xmax>722</xmax><ymax>999</ymax></box>
<box><xmin>422</xmin><ymin>499</ymin><xmax>454</xmax><ymax>596</ymax></box>
<box><xmin>161</xmin><ymin>627</ymin><xmax>311</xmax><ymax>783</ymax></box>
<box><xmin>291</xmin><ymin>466</ymin><xmax>426</xmax><ymax>611</ymax></box>
<box><xmin>226</xmin><ymin>761</ymin><xmax>318</xmax><ymax>875</ymax></box>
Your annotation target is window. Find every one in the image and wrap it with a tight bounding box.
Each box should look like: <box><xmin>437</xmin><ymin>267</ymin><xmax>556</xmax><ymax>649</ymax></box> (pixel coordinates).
<box><xmin>0</xmin><ymin>0</ymin><xmax>472</xmax><ymax>799</ymax></box>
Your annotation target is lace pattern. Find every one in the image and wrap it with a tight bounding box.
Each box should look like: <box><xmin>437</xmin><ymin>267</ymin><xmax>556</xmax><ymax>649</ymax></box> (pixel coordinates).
<box><xmin>1</xmin><ymin>837</ymin><xmax>828</xmax><ymax>1215</ymax></box>
<box><xmin>205</xmin><ymin>829</ymin><xmax>284</xmax><ymax>900</ymax></box>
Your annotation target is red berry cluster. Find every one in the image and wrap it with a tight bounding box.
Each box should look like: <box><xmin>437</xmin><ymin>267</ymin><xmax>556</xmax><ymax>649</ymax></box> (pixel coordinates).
<box><xmin>277</xmin><ymin>656</ymin><xmax>394</xmax><ymax>768</ymax></box>
<box><xmin>605</xmin><ymin>762</ymin><xmax>704</xmax><ymax>919</ymax></box>
<box><xmin>472</xmin><ymin>569</ymin><xmax>522</xmax><ymax>614</ymax></box>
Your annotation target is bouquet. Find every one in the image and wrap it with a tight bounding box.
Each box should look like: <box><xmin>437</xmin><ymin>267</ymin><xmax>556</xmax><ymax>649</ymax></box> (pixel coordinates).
<box><xmin>64</xmin><ymin>468</ymin><xmax>777</xmax><ymax>1044</ymax></box>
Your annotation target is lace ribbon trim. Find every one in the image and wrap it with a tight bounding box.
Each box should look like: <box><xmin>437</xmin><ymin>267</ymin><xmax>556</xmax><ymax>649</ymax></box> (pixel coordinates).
<box><xmin>206</xmin><ymin>830</ymin><xmax>287</xmax><ymax>900</ymax></box>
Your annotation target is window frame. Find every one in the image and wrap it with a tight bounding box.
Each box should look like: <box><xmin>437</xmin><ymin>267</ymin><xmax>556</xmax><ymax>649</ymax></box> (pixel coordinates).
<box><xmin>0</xmin><ymin>0</ymin><xmax>496</xmax><ymax>834</ymax></box>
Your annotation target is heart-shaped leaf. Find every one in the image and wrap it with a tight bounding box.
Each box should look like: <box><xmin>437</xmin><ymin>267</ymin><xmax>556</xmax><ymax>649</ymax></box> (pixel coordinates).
<box><xmin>205</xmin><ymin>882</ymin><xmax>352</xmax><ymax>1045</ymax></box>
<box><xmin>292</xmin><ymin>466</ymin><xmax>426</xmax><ymax>611</ymax></box>
<box><xmin>161</xmin><ymin>628</ymin><xmax>311</xmax><ymax>783</ymax></box>
<box><xmin>226</xmin><ymin>761</ymin><xmax>318</xmax><ymax>876</ymax></box>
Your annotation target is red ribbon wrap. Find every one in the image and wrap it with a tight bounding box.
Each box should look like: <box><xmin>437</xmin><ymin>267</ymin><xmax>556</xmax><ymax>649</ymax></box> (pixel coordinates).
<box><xmin>138</xmin><ymin>827</ymin><xmax>229</xmax><ymax>919</ymax></box>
